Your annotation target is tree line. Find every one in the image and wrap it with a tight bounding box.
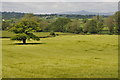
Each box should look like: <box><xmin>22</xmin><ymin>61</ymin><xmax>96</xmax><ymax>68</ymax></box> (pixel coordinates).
<box><xmin>2</xmin><ymin>11</ymin><xmax>119</xmax><ymax>35</ymax></box>
<box><xmin>1</xmin><ymin>11</ymin><xmax>119</xmax><ymax>44</ymax></box>
<box><xmin>1</xmin><ymin>12</ymin><xmax>107</xmax><ymax>20</ymax></box>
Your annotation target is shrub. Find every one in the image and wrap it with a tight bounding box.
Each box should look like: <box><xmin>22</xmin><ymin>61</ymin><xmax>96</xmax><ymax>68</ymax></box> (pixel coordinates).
<box><xmin>50</xmin><ymin>31</ymin><xmax>56</xmax><ymax>37</ymax></box>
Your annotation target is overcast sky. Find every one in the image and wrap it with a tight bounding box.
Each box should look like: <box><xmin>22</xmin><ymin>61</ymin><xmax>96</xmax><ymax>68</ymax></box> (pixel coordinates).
<box><xmin>1</xmin><ymin>0</ymin><xmax>119</xmax><ymax>2</ymax></box>
<box><xmin>1</xmin><ymin>0</ymin><xmax>119</xmax><ymax>14</ymax></box>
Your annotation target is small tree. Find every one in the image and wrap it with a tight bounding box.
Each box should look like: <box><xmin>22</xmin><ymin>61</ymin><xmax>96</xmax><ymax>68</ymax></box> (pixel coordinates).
<box><xmin>50</xmin><ymin>31</ymin><xmax>56</xmax><ymax>37</ymax></box>
<box><xmin>10</xmin><ymin>14</ymin><xmax>40</xmax><ymax>44</ymax></box>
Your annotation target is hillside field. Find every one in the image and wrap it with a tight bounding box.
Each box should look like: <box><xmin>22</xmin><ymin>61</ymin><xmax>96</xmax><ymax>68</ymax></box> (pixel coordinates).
<box><xmin>2</xmin><ymin>34</ymin><xmax>118</xmax><ymax>78</ymax></box>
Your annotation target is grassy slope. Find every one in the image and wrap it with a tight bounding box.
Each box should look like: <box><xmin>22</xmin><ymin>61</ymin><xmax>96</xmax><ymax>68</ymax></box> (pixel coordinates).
<box><xmin>2</xmin><ymin>35</ymin><xmax>118</xmax><ymax>78</ymax></box>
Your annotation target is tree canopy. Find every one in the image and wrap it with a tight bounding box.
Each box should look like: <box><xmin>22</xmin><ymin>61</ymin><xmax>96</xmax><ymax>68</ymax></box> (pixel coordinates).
<box><xmin>2</xmin><ymin>11</ymin><xmax>119</xmax><ymax>37</ymax></box>
<box><xmin>10</xmin><ymin>14</ymin><xmax>40</xmax><ymax>44</ymax></box>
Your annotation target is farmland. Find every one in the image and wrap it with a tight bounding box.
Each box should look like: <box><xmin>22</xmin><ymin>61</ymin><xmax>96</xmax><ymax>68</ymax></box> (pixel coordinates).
<box><xmin>2</xmin><ymin>34</ymin><xmax>118</xmax><ymax>78</ymax></box>
<box><xmin>1</xmin><ymin>10</ymin><xmax>119</xmax><ymax>78</ymax></box>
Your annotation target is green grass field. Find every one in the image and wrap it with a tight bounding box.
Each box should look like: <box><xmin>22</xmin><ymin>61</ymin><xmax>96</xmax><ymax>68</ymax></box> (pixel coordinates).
<box><xmin>1</xmin><ymin>31</ymin><xmax>74</xmax><ymax>38</ymax></box>
<box><xmin>2</xmin><ymin>34</ymin><xmax>118</xmax><ymax>78</ymax></box>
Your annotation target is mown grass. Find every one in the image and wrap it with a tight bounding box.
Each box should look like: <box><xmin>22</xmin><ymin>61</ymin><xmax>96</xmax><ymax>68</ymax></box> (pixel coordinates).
<box><xmin>2</xmin><ymin>35</ymin><xmax>118</xmax><ymax>78</ymax></box>
<box><xmin>2</xmin><ymin>31</ymin><xmax>15</xmax><ymax>38</ymax></box>
<box><xmin>1</xmin><ymin>31</ymin><xmax>74</xmax><ymax>38</ymax></box>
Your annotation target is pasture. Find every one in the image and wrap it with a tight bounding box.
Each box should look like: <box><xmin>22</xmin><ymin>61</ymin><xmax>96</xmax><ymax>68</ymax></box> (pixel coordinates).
<box><xmin>2</xmin><ymin>34</ymin><xmax>118</xmax><ymax>78</ymax></box>
<box><xmin>1</xmin><ymin>31</ymin><xmax>74</xmax><ymax>38</ymax></box>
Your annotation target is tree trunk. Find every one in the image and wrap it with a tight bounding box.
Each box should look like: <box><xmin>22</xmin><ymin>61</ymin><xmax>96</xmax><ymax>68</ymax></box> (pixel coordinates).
<box><xmin>23</xmin><ymin>39</ymin><xmax>26</xmax><ymax>44</ymax></box>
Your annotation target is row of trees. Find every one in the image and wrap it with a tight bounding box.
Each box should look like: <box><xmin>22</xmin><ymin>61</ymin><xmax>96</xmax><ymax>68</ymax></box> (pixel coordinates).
<box><xmin>44</xmin><ymin>12</ymin><xmax>119</xmax><ymax>34</ymax></box>
<box><xmin>1</xmin><ymin>11</ymin><xmax>119</xmax><ymax>43</ymax></box>
<box><xmin>3</xmin><ymin>11</ymin><xmax>119</xmax><ymax>34</ymax></box>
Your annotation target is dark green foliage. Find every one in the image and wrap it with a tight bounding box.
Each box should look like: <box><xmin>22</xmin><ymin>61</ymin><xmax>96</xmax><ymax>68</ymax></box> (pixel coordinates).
<box><xmin>113</xmin><ymin>11</ymin><xmax>120</xmax><ymax>34</ymax></box>
<box><xmin>88</xmin><ymin>20</ymin><xmax>97</xmax><ymax>34</ymax></box>
<box><xmin>83</xmin><ymin>22</ymin><xmax>89</xmax><ymax>33</ymax></box>
<box><xmin>2</xmin><ymin>18</ymin><xmax>18</xmax><ymax>30</ymax></box>
<box><xmin>3</xmin><ymin>11</ymin><xmax>119</xmax><ymax>35</ymax></box>
<box><xmin>97</xmin><ymin>21</ymin><xmax>104</xmax><ymax>32</ymax></box>
<box><xmin>64</xmin><ymin>14</ymin><xmax>99</xmax><ymax>19</ymax></box>
<box><xmin>2</xmin><ymin>12</ymin><xmax>106</xmax><ymax>20</ymax></box>
<box><xmin>104</xmin><ymin>16</ymin><xmax>114</xmax><ymax>33</ymax></box>
<box><xmin>38</xmin><ymin>19</ymin><xmax>50</xmax><ymax>32</ymax></box>
<box><xmin>2</xmin><ymin>21</ymin><xmax>10</xmax><ymax>30</ymax></box>
<box><xmin>82</xmin><ymin>18</ymin><xmax>88</xmax><ymax>23</ymax></box>
<box><xmin>104</xmin><ymin>11</ymin><xmax>120</xmax><ymax>34</ymax></box>
<box><xmin>50</xmin><ymin>31</ymin><xmax>56</xmax><ymax>37</ymax></box>
<box><xmin>49</xmin><ymin>18</ymin><xmax>71</xmax><ymax>32</ymax></box>
<box><xmin>64</xmin><ymin>20</ymin><xmax>83</xmax><ymax>34</ymax></box>
<box><xmin>83</xmin><ymin>15</ymin><xmax>104</xmax><ymax>34</ymax></box>
<box><xmin>92</xmin><ymin>15</ymin><xmax>104</xmax><ymax>33</ymax></box>
<box><xmin>10</xmin><ymin>14</ymin><xmax>40</xmax><ymax>44</ymax></box>
<box><xmin>2</xmin><ymin>12</ymin><xmax>24</xmax><ymax>19</ymax></box>
<box><xmin>10</xmin><ymin>19</ymin><xmax>39</xmax><ymax>33</ymax></box>
<box><xmin>84</xmin><ymin>19</ymin><xmax>98</xmax><ymax>34</ymax></box>
<box><xmin>11</xmin><ymin>33</ymin><xmax>28</xmax><ymax>41</ymax></box>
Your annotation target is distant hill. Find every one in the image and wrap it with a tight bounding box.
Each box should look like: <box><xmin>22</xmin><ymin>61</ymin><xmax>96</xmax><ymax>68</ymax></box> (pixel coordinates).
<box><xmin>1</xmin><ymin>12</ymin><xmax>58</xmax><ymax>19</ymax></box>
<box><xmin>1</xmin><ymin>11</ymin><xmax>110</xmax><ymax>20</ymax></box>
<box><xmin>1</xmin><ymin>12</ymin><xmax>25</xmax><ymax>19</ymax></box>
<box><xmin>57</xmin><ymin>10</ymin><xmax>114</xmax><ymax>15</ymax></box>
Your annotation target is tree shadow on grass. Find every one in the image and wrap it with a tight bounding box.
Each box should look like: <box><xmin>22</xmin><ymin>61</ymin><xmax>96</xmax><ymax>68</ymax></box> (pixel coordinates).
<box><xmin>11</xmin><ymin>43</ymin><xmax>46</xmax><ymax>45</ymax></box>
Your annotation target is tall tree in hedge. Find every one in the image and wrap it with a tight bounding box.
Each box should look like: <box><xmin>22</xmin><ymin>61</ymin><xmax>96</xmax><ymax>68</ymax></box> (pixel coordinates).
<box><xmin>49</xmin><ymin>18</ymin><xmax>71</xmax><ymax>32</ymax></box>
<box><xmin>113</xmin><ymin>11</ymin><xmax>120</xmax><ymax>34</ymax></box>
<box><xmin>97</xmin><ymin>20</ymin><xmax>104</xmax><ymax>33</ymax></box>
<box><xmin>105</xmin><ymin>16</ymin><xmax>114</xmax><ymax>34</ymax></box>
<box><xmin>10</xmin><ymin>14</ymin><xmax>40</xmax><ymax>44</ymax></box>
<box><xmin>82</xmin><ymin>18</ymin><xmax>88</xmax><ymax>23</ymax></box>
<box><xmin>83</xmin><ymin>22</ymin><xmax>89</xmax><ymax>33</ymax></box>
<box><xmin>84</xmin><ymin>19</ymin><xmax>97</xmax><ymax>34</ymax></box>
<box><xmin>93</xmin><ymin>15</ymin><xmax>104</xmax><ymax>33</ymax></box>
<box><xmin>64</xmin><ymin>20</ymin><xmax>83</xmax><ymax>34</ymax></box>
<box><xmin>83</xmin><ymin>15</ymin><xmax>104</xmax><ymax>34</ymax></box>
<box><xmin>104</xmin><ymin>11</ymin><xmax>120</xmax><ymax>34</ymax></box>
<box><xmin>88</xmin><ymin>20</ymin><xmax>97</xmax><ymax>33</ymax></box>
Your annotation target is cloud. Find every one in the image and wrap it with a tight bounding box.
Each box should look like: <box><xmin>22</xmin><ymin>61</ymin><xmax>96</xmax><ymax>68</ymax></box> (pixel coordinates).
<box><xmin>2</xmin><ymin>2</ymin><xmax>118</xmax><ymax>14</ymax></box>
<box><xmin>1</xmin><ymin>0</ymin><xmax>119</xmax><ymax>2</ymax></box>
